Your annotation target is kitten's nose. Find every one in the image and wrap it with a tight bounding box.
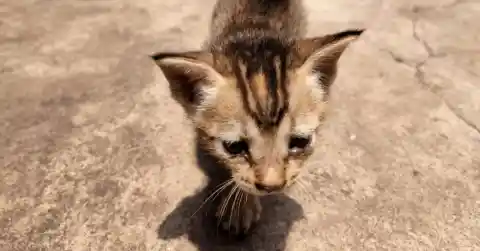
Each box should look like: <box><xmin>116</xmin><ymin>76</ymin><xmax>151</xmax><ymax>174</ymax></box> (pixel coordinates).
<box><xmin>254</xmin><ymin>182</ymin><xmax>285</xmax><ymax>193</ymax></box>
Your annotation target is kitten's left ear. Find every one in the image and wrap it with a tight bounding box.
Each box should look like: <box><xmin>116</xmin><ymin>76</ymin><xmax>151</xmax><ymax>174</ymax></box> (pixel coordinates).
<box><xmin>294</xmin><ymin>29</ymin><xmax>364</xmax><ymax>88</ymax></box>
<box><xmin>150</xmin><ymin>51</ymin><xmax>224</xmax><ymax>115</ymax></box>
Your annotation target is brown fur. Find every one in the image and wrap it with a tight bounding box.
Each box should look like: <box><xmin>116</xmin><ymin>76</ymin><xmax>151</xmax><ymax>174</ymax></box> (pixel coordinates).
<box><xmin>151</xmin><ymin>0</ymin><xmax>364</xmax><ymax>234</ymax></box>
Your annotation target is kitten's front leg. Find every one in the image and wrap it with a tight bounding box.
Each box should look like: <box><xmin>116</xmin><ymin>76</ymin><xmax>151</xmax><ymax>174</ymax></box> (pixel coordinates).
<box><xmin>215</xmin><ymin>189</ymin><xmax>262</xmax><ymax>235</ymax></box>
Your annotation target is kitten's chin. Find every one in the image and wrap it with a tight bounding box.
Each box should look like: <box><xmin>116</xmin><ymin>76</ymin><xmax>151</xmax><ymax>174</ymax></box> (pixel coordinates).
<box><xmin>235</xmin><ymin>182</ymin><xmax>259</xmax><ymax>196</ymax></box>
<box><xmin>234</xmin><ymin>182</ymin><xmax>263</xmax><ymax>196</ymax></box>
<box><xmin>235</xmin><ymin>182</ymin><xmax>285</xmax><ymax>197</ymax></box>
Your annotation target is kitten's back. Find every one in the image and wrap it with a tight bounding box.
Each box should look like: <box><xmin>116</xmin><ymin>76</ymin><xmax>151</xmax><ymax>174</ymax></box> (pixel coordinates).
<box><xmin>208</xmin><ymin>0</ymin><xmax>306</xmax><ymax>50</ymax></box>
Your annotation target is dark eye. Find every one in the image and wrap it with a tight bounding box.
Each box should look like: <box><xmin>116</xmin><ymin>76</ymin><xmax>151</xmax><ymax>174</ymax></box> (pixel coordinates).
<box><xmin>288</xmin><ymin>135</ymin><xmax>312</xmax><ymax>152</ymax></box>
<box><xmin>222</xmin><ymin>140</ymin><xmax>249</xmax><ymax>156</ymax></box>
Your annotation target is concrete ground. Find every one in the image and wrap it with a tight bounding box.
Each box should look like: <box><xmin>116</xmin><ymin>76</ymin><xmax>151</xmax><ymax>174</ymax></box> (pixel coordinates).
<box><xmin>1</xmin><ymin>0</ymin><xmax>479</xmax><ymax>250</ymax></box>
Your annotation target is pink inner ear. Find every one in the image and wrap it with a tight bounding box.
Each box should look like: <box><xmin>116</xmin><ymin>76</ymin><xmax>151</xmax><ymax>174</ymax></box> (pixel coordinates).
<box><xmin>294</xmin><ymin>29</ymin><xmax>364</xmax><ymax>67</ymax></box>
<box><xmin>153</xmin><ymin>59</ymin><xmax>211</xmax><ymax>115</ymax></box>
<box><xmin>293</xmin><ymin>30</ymin><xmax>363</xmax><ymax>89</ymax></box>
<box><xmin>152</xmin><ymin>53</ymin><xmax>231</xmax><ymax>118</ymax></box>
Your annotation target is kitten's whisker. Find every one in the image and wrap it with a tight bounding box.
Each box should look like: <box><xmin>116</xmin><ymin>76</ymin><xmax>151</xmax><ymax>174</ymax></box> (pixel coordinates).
<box><xmin>237</xmin><ymin>191</ymin><xmax>244</xmax><ymax>221</ymax></box>
<box><xmin>299</xmin><ymin>177</ymin><xmax>314</xmax><ymax>190</ymax></box>
<box><xmin>208</xmin><ymin>180</ymin><xmax>234</xmax><ymax>211</ymax></box>
<box><xmin>286</xmin><ymin>180</ymin><xmax>300</xmax><ymax>195</ymax></box>
<box><xmin>229</xmin><ymin>186</ymin><xmax>241</xmax><ymax>229</ymax></box>
<box><xmin>240</xmin><ymin>190</ymin><xmax>248</xmax><ymax>218</ymax></box>
<box><xmin>291</xmin><ymin>180</ymin><xmax>306</xmax><ymax>199</ymax></box>
<box><xmin>219</xmin><ymin>184</ymin><xmax>237</xmax><ymax>227</ymax></box>
<box><xmin>298</xmin><ymin>178</ymin><xmax>315</xmax><ymax>202</ymax></box>
<box><xmin>190</xmin><ymin>179</ymin><xmax>233</xmax><ymax>218</ymax></box>
<box><xmin>292</xmin><ymin>177</ymin><xmax>314</xmax><ymax>202</ymax></box>
<box><xmin>219</xmin><ymin>188</ymin><xmax>232</xmax><ymax>221</ymax></box>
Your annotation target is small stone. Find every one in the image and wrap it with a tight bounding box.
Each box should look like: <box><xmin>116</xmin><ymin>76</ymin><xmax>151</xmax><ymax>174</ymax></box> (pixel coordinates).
<box><xmin>349</xmin><ymin>134</ymin><xmax>357</xmax><ymax>141</ymax></box>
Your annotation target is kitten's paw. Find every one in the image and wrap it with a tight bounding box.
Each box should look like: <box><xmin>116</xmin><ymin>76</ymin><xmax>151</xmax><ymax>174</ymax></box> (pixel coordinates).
<box><xmin>215</xmin><ymin>194</ymin><xmax>261</xmax><ymax>235</ymax></box>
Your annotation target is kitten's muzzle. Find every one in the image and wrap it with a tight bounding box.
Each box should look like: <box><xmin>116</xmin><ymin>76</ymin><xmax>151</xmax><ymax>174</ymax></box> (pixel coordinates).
<box><xmin>254</xmin><ymin>181</ymin><xmax>286</xmax><ymax>193</ymax></box>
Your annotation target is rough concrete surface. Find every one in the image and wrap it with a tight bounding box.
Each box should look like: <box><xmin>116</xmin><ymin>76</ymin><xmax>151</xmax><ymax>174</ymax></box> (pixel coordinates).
<box><xmin>1</xmin><ymin>0</ymin><xmax>479</xmax><ymax>250</ymax></box>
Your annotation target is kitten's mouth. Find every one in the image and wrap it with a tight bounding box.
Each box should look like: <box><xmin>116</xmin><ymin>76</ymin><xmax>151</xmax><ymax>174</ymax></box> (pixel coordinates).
<box><xmin>235</xmin><ymin>180</ymin><xmax>286</xmax><ymax>196</ymax></box>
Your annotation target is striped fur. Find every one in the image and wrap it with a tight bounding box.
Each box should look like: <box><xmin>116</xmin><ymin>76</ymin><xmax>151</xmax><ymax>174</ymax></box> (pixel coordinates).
<box><xmin>151</xmin><ymin>0</ymin><xmax>364</xmax><ymax>196</ymax></box>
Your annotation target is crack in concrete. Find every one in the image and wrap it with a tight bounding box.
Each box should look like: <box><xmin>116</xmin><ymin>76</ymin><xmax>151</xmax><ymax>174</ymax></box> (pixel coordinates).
<box><xmin>380</xmin><ymin>49</ymin><xmax>412</xmax><ymax>66</ymax></box>
<box><xmin>380</xmin><ymin>12</ymin><xmax>480</xmax><ymax>136</ymax></box>
<box><xmin>411</xmin><ymin>0</ymin><xmax>470</xmax><ymax>14</ymax></box>
<box><xmin>411</xmin><ymin>18</ymin><xmax>435</xmax><ymax>57</ymax></box>
<box><xmin>413</xmin><ymin>58</ymin><xmax>480</xmax><ymax>136</ymax></box>
<box><xmin>409</xmin><ymin>18</ymin><xmax>480</xmax><ymax>135</ymax></box>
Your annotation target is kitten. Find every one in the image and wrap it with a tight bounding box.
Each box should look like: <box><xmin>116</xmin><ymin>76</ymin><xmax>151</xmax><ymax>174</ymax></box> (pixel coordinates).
<box><xmin>151</xmin><ymin>0</ymin><xmax>363</xmax><ymax>235</ymax></box>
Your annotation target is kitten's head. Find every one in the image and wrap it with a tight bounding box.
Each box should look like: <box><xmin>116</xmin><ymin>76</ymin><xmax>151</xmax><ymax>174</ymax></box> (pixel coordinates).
<box><xmin>152</xmin><ymin>30</ymin><xmax>363</xmax><ymax>195</ymax></box>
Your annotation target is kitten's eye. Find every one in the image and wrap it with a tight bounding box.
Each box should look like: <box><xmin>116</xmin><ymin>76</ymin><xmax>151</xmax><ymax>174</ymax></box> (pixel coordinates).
<box><xmin>222</xmin><ymin>140</ymin><xmax>249</xmax><ymax>156</ymax></box>
<box><xmin>288</xmin><ymin>135</ymin><xmax>312</xmax><ymax>153</ymax></box>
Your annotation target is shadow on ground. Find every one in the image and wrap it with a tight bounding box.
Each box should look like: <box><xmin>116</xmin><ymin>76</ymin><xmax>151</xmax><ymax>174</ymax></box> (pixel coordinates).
<box><xmin>157</xmin><ymin>134</ymin><xmax>304</xmax><ymax>251</ymax></box>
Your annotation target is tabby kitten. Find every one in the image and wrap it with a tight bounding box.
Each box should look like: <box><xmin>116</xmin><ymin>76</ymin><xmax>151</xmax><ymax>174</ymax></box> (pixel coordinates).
<box><xmin>151</xmin><ymin>0</ymin><xmax>363</xmax><ymax>234</ymax></box>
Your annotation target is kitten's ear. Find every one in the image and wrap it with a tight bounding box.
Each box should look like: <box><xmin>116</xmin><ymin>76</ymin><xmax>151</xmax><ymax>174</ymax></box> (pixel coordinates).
<box><xmin>151</xmin><ymin>51</ymin><xmax>223</xmax><ymax>115</ymax></box>
<box><xmin>294</xmin><ymin>29</ymin><xmax>364</xmax><ymax>88</ymax></box>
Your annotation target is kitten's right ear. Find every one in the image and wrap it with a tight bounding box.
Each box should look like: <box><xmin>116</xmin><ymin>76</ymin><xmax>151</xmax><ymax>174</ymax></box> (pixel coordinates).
<box><xmin>151</xmin><ymin>51</ymin><xmax>223</xmax><ymax>115</ymax></box>
<box><xmin>294</xmin><ymin>29</ymin><xmax>364</xmax><ymax>88</ymax></box>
